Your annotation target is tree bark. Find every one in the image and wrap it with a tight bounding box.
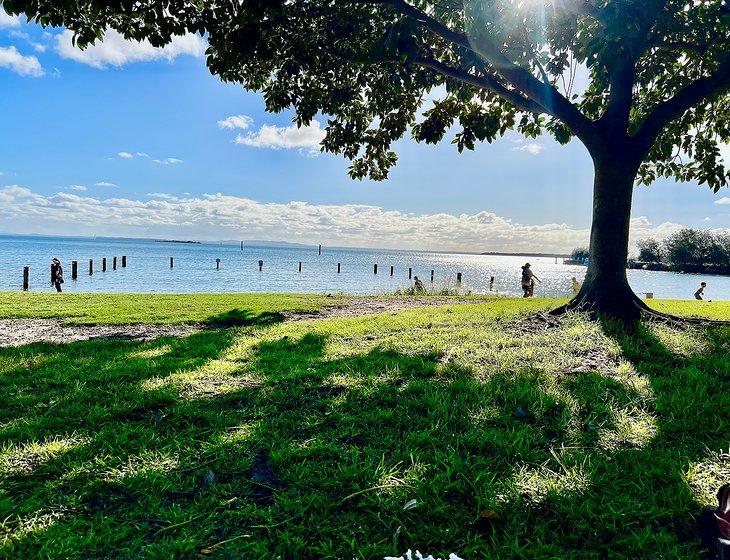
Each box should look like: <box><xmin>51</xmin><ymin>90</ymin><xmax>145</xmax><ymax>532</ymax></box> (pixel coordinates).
<box><xmin>558</xmin><ymin>152</ymin><xmax>647</xmax><ymax>323</ymax></box>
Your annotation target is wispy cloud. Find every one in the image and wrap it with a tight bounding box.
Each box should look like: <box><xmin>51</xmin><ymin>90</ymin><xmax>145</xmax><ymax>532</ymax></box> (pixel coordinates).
<box><xmin>218</xmin><ymin>115</ymin><xmax>253</xmax><ymax>130</ymax></box>
<box><xmin>234</xmin><ymin>120</ymin><xmax>326</xmax><ymax>155</ymax></box>
<box><xmin>0</xmin><ymin>9</ymin><xmax>20</xmax><ymax>28</ymax></box>
<box><xmin>716</xmin><ymin>197</ymin><xmax>730</xmax><ymax>205</ymax></box>
<box><xmin>0</xmin><ymin>186</ymin><xmax>698</xmax><ymax>253</ymax></box>
<box><xmin>117</xmin><ymin>152</ymin><xmax>180</xmax><ymax>165</ymax></box>
<box><xmin>94</xmin><ymin>181</ymin><xmax>117</xmax><ymax>187</ymax></box>
<box><xmin>0</xmin><ymin>46</ymin><xmax>43</xmax><ymax>77</ymax></box>
<box><xmin>117</xmin><ymin>151</ymin><xmax>134</xmax><ymax>159</ymax></box>
<box><xmin>55</xmin><ymin>29</ymin><xmax>206</xmax><ymax>69</ymax></box>
<box><xmin>513</xmin><ymin>143</ymin><xmax>544</xmax><ymax>155</ymax></box>
<box><xmin>68</xmin><ymin>184</ymin><xmax>87</xmax><ymax>192</ymax></box>
<box><xmin>152</xmin><ymin>157</ymin><xmax>183</xmax><ymax>165</ymax></box>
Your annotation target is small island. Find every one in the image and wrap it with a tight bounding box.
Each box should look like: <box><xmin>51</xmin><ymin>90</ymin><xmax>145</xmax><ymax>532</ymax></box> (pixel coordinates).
<box><xmin>154</xmin><ymin>239</ymin><xmax>202</xmax><ymax>244</ymax></box>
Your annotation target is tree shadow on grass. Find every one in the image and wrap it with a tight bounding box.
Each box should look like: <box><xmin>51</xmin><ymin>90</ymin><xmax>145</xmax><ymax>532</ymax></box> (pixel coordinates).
<box><xmin>0</xmin><ymin>318</ymin><xmax>728</xmax><ymax>559</ymax></box>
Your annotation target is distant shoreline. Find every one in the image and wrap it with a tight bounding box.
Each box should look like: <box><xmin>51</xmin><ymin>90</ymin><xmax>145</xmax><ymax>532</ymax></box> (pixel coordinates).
<box><xmin>154</xmin><ymin>240</ymin><xmax>201</xmax><ymax>244</ymax></box>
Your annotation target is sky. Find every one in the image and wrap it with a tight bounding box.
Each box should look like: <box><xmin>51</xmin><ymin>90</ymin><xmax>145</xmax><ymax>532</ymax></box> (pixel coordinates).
<box><xmin>1</xmin><ymin>10</ymin><xmax>729</xmax><ymax>254</ymax></box>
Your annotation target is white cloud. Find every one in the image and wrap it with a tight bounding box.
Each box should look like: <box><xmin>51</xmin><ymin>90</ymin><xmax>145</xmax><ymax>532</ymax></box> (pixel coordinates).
<box><xmin>235</xmin><ymin>120</ymin><xmax>326</xmax><ymax>155</ymax></box>
<box><xmin>0</xmin><ymin>46</ymin><xmax>43</xmax><ymax>77</ymax></box>
<box><xmin>95</xmin><ymin>181</ymin><xmax>117</xmax><ymax>187</ymax></box>
<box><xmin>9</xmin><ymin>30</ymin><xmax>47</xmax><ymax>52</ymax></box>
<box><xmin>136</xmin><ymin>152</ymin><xmax>149</xmax><ymax>158</ymax></box>
<box><xmin>716</xmin><ymin>197</ymin><xmax>730</xmax><ymax>205</ymax></box>
<box><xmin>514</xmin><ymin>143</ymin><xmax>544</xmax><ymax>155</ymax></box>
<box><xmin>68</xmin><ymin>185</ymin><xmax>87</xmax><ymax>192</ymax></box>
<box><xmin>152</xmin><ymin>157</ymin><xmax>182</xmax><ymax>165</ymax></box>
<box><xmin>218</xmin><ymin>115</ymin><xmax>254</xmax><ymax>130</ymax></box>
<box><xmin>55</xmin><ymin>29</ymin><xmax>206</xmax><ymax>69</ymax></box>
<box><xmin>117</xmin><ymin>151</ymin><xmax>134</xmax><ymax>159</ymax></box>
<box><xmin>0</xmin><ymin>9</ymin><xmax>20</xmax><ymax>28</ymax></box>
<box><xmin>0</xmin><ymin>186</ymin><xmax>711</xmax><ymax>254</ymax></box>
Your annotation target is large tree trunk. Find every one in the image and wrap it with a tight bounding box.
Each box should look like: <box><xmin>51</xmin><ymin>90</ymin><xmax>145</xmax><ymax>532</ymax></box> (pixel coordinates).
<box><xmin>558</xmin><ymin>153</ymin><xmax>647</xmax><ymax>323</ymax></box>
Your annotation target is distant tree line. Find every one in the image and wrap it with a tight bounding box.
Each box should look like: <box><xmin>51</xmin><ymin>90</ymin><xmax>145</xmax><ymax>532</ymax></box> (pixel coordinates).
<box><xmin>633</xmin><ymin>228</ymin><xmax>730</xmax><ymax>274</ymax></box>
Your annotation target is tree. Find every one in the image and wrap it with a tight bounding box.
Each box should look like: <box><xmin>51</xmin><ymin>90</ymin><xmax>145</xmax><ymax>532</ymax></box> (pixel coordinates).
<box><xmin>636</xmin><ymin>238</ymin><xmax>662</xmax><ymax>262</ymax></box>
<box><xmin>4</xmin><ymin>0</ymin><xmax>730</xmax><ymax>322</ymax></box>
<box><xmin>571</xmin><ymin>247</ymin><xmax>589</xmax><ymax>261</ymax></box>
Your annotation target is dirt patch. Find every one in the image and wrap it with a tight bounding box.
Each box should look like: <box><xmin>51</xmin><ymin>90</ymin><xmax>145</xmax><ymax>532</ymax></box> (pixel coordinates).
<box><xmin>0</xmin><ymin>319</ymin><xmax>203</xmax><ymax>348</ymax></box>
<box><xmin>0</xmin><ymin>297</ymin><xmax>482</xmax><ymax>347</ymax></box>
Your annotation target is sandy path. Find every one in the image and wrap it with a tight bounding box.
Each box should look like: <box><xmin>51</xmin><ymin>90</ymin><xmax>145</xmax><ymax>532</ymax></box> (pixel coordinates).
<box><xmin>0</xmin><ymin>297</ymin><xmax>481</xmax><ymax>347</ymax></box>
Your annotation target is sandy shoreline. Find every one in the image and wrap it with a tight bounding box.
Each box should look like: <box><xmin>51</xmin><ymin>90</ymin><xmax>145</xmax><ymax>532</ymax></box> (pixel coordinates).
<box><xmin>0</xmin><ymin>297</ymin><xmax>480</xmax><ymax>347</ymax></box>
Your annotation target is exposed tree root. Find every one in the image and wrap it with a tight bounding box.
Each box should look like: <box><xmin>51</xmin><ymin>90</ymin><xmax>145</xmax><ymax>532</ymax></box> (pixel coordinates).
<box><xmin>550</xmin><ymin>293</ymin><xmax>729</xmax><ymax>328</ymax></box>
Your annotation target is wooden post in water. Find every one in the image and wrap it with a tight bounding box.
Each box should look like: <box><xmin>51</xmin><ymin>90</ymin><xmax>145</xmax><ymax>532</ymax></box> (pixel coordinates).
<box><xmin>298</xmin><ymin>261</ymin><xmax>302</xmax><ymax>272</ymax></box>
<box><xmin>89</xmin><ymin>260</ymin><xmax>93</xmax><ymax>275</ymax></box>
<box><xmin>240</xmin><ymin>241</ymin><xmax>244</xmax><ymax>251</ymax></box>
<box><xmin>113</xmin><ymin>256</ymin><xmax>117</xmax><ymax>271</ymax></box>
<box><xmin>390</xmin><ymin>266</ymin><xmax>394</xmax><ymax>276</ymax></box>
<box><xmin>258</xmin><ymin>260</ymin><xmax>264</xmax><ymax>271</ymax></box>
<box><xmin>23</xmin><ymin>267</ymin><xmax>29</xmax><ymax>291</ymax></box>
<box><xmin>430</xmin><ymin>270</ymin><xmax>434</xmax><ymax>283</ymax></box>
<box><xmin>72</xmin><ymin>261</ymin><xmax>78</xmax><ymax>280</ymax></box>
<box><xmin>318</xmin><ymin>244</ymin><xmax>322</xmax><ymax>256</ymax></box>
<box><xmin>122</xmin><ymin>256</ymin><xmax>127</xmax><ymax>268</ymax></box>
<box><xmin>102</xmin><ymin>258</ymin><xmax>107</xmax><ymax>272</ymax></box>
<box><xmin>216</xmin><ymin>258</ymin><xmax>220</xmax><ymax>270</ymax></box>
<box><xmin>337</xmin><ymin>263</ymin><xmax>341</xmax><ymax>274</ymax></box>
<box><xmin>489</xmin><ymin>276</ymin><xmax>495</xmax><ymax>291</ymax></box>
<box><xmin>456</xmin><ymin>272</ymin><xmax>462</xmax><ymax>284</ymax></box>
<box><xmin>169</xmin><ymin>257</ymin><xmax>174</xmax><ymax>269</ymax></box>
<box><xmin>408</xmin><ymin>267</ymin><xmax>412</xmax><ymax>279</ymax></box>
<box><xmin>373</xmin><ymin>264</ymin><xmax>378</xmax><ymax>275</ymax></box>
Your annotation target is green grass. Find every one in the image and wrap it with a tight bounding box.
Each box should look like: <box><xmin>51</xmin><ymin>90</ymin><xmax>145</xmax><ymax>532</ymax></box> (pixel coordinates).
<box><xmin>0</xmin><ymin>293</ymin><xmax>339</xmax><ymax>325</ymax></box>
<box><xmin>0</xmin><ymin>296</ymin><xmax>728</xmax><ymax>559</ymax></box>
<box><xmin>647</xmin><ymin>298</ymin><xmax>730</xmax><ymax>321</ymax></box>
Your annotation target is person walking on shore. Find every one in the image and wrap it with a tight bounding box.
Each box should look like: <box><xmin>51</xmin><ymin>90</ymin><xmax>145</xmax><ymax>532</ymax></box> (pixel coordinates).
<box><xmin>51</xmin><ymin>258</ymin><xmax>64</xmax><ymax>293</ymax></box>
<box><xmin>695</xmin><ymin>282</ymin><xmax>707</xmax><ymax>300</ymax></box>
<box><xmin>521</xmin><ymin>263</ymin><xmax>540</xmax><ymax>297</ymax></box>
<box><xmin>571</xmin><ymin>276</ymin><xmax>581</xmax><ymax>295</ymax></box>
<box><xmin>413</xmin><ymin>275</ymin><xmax>425</xmax><ymax>293</ymax></box>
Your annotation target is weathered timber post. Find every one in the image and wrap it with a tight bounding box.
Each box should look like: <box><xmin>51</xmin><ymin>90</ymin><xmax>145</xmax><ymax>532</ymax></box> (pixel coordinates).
<box><xmin>89</xmin><ymin>260</ymin><xmax>93</xmax><ymax>275</ymax></box>
<box><xmin>430</xmin><ymin>270</ymin><xmax>434</xmax><ymax>283</ymax></box>
<box><xmin>374</xmin><ymin>264</ymin><xmax>378</xmax><ymax>275</ymax></box>
<box><xmin>113</xmin><ymin>256</ymin><xmax>117</xmax><ymax>270</ymax></box>
<box><xmin>456</xmin><ymin>272</ymin><xmax>462</xmax><ymax>284</ymax></box>
<box><xmin>23</xmin><ymin>267</ymin><xmax>29</xmax><ymax>291</ymax></box>
<box><xmin>258</xmin><ymin>260</ymin><xmax>264</xmax><ymax>271</ymax></box>
<box><xmin>318</xmin><ymin>244</ymin><xmax>322</xmax><ymax>256</ymax></box>
<box><xmin>489</xmin><ymin>276</ymin><xmax>495</xmax><ymax>291</ymax></box>
<box><xmin>241</xmin><ymin>241</ymin><xmax>244</xmax><ymax>251</ymax></box>
<box><xmin>122</xmin><ymin>256</ymin><xmax>127</xmax><ymax>267</ymax></box>
<box><xmin>102</xmin><ymin>258</ymin><xmax>107</xmax><ymax>272</ymax></box>
<box><xmin>216</xmin><ymin>259</ymin><xmax>220</xmax><ymax>270</ymax></box>
<box><xmin>72</xmin><ymin>261</ymin><xmax>78</xmax><ymax>280</ymax></box>
<box><xmin>390</xmin><ymin>266</ymin><xmax>394</xmax><ymax>276</ymax></box>
<box><xmin>298</xmin><ymin>261</ymin><xmax>302</xmax><ymax>272</ymax></box>
<box><xmin>170</xmin><ymin>257</ymin><xmax>174</xmax><ymax>269</ymax></box>
<box><xmin>408</xmin><ymin>268</ymin><xmax>412</xmax><ymax>279</ymax></box>
<box><xmin>337</xmin><ymin>263</ymin><xmax>341</xmax><ymax>274</ymax></box>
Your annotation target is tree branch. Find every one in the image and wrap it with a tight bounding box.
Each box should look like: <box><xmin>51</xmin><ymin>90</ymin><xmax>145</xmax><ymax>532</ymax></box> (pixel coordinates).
<box><xmin>347</xmin><ymin>0</ymin><xmax>596</xmax><ymax>141</ymax></box>
<box><xmin>413</xmin><ymin>56</ymin><xmax>546</xmax><ymax>114</ymax></box>
<box><xmin>634</xmin><ymin>56</ymin><xmax>730</xmax><ymax>150</ymax></box>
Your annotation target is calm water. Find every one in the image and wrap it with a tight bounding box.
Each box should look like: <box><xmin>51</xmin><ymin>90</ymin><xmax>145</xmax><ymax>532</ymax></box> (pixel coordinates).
<box><xmin>1</xmin><ymin>235</ymin><xmax>729</xmax><ymax>300</ymax></box>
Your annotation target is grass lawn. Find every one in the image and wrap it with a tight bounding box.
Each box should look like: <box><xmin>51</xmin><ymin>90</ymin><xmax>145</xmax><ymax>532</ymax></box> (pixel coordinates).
<box><xmin>0</xmin><ymin>295</ymin><xmax>728</xmax><ymax>559</ymax></box>
<box><xmin>0</xmin><ymin>293</ymin><xmax>340</xmax><ymax>325</ymax></box>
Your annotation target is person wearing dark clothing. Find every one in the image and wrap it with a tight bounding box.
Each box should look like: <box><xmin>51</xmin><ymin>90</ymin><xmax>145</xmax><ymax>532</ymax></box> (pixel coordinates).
<box><xmin>695</xmin><ymin>282</ymin><xmax>707</xmax><ymax>300</ymax></box>
<box><xmin>51</xmin><ymin>258</ymin><xmax>64</xmax><ymax>293</ymax></box>
<box><xmin>521</xmin><ymin>263</ymin><xmax>540</xmax><ymax>297</ymax></box>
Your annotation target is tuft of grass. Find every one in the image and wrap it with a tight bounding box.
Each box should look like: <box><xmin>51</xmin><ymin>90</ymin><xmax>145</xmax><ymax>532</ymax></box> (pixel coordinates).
<box><xmin>0</xmin><ymin>297</ymin><xmax>727</xmax><ymax>558</ymax></box>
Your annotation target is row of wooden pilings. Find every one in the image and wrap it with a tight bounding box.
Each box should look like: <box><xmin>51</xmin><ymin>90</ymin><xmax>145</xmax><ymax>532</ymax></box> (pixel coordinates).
<box><xmin>21</xmin><ymin>256</ymin><xmax>127</xmax><ymax>291</ymax></box>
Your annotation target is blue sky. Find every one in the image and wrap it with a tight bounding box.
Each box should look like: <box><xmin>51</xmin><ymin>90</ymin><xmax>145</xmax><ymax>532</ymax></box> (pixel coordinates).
<box><xmin>1</xmin><ymin>11</ymin><xmax>728</xmax><ymax>253</ymax></box>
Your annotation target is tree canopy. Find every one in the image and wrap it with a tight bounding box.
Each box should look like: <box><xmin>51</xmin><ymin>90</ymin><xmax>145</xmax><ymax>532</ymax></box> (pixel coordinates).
<box><xmin>5</xmin><ymin>0</ymin><xmax>730</xmax><ymax>184</ymax></box>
